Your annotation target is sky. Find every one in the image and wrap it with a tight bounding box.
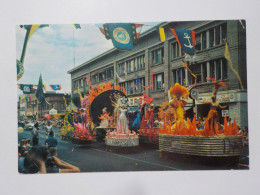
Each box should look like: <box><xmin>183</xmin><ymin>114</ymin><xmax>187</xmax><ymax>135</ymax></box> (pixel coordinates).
<box><xmin>16</xmin><ymin>22</ymin><xmax>160</xmax><ymax>96</ymax></box>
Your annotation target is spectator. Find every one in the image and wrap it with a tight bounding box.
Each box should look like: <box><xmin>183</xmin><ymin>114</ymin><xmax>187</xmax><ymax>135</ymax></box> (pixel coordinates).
<box><xmin>45</xmin><ymin>121</ymin><xmax>53</xmax><ymax>139</ymax></box>
<box><xmin>46</xmin><ymin>156</ymin><xmax>80</xmax><ymax>173</ymax></box>
<box><xmin>18</xmin><ymin>146</ymin><xmax>49</xmax><ymax>174</ymax></box>
<box><xmin>45</xmin><ymin>131</ymin><xmax>58</xmax><ymax>155</ymax></box>
<box><xmin>32</xmin><ymin>122</ymin><xmax>39</xmax><ymax>146</ymax></box>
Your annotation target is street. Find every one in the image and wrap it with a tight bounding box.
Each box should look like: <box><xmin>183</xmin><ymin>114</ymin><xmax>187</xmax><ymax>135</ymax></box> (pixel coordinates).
<box><xmin>18</xmin><ymin>127</ymin><xmax>249</xmax><ymax>172</ymax></box>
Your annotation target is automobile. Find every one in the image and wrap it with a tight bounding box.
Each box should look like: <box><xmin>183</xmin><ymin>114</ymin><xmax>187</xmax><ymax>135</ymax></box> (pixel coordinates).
<box><xmin>24</xmin><ymin>122</ymin><xmax>34</xmax><ymax>130</ymax></box>
<box><xmin>18</xmin><ymin>120</ymin><xmax>26</xmax><ymax>127</ymax></box>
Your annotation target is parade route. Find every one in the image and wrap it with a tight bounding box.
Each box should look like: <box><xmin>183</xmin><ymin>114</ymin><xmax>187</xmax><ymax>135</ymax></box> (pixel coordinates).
<box><xmin>18</xmin><ymin>127</ymin><xmax>248</xmax><ymax>172</ymax></box>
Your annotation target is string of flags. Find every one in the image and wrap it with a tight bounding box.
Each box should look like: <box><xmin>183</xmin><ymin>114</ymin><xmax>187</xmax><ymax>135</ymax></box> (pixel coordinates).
<box><xmin>18</xmin><ymin>83</ymin><xmax>63</xmax><ymax>93</ymax></box>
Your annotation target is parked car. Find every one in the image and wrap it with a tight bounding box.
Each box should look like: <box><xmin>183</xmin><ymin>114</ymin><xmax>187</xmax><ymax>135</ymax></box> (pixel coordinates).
<box><xmin>18</xmin><ymin>120</ymin><xmax>26</xmax><ymax>127</ymax></box>
<box><xmin>24</xmin><ymin>122</ymin><xmax>34</xmax><ymax>130</ymax></box>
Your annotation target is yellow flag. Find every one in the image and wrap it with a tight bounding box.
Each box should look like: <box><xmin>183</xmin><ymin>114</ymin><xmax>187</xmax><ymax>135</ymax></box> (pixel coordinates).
<box><xmin>28</xmin><ymin>25</ymin><xmax>41</xmax><ymax>40</ymax></box>
<box><xmin>224</xmin><ymin>42</ymin><xmax>244</xmax><ymax>89</ymax></box>
<box><xmin>78</xmin><ymin>87</ymin><xmax>83</xmax><ymax>99</ymax></box>
<box><xmin>159</xmin><ymin>27</ymin><xmax>166</xmax><ymax>42</ymax></box>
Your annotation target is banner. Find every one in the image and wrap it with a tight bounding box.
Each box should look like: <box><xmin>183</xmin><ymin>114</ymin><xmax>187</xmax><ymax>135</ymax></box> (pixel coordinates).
<box><xmin>25</xmin><ymin>97</ymin><xmax>32</xmax><ymax>103</ymax></box>
<box><xmin>49</xmin><ymin>84</ymin><xmax>62</xmax><ymax>91</ymax></box>
<box><xmin>156</xmin><ymin>27</ymin><xmax>166</xmax><ymax>42</ymax></box>
<box><xmin>20</xmin><ymin>84</ymin><xmax>34</xmax><ymax>94</ymax></box>
<box><xmin>170</xmin><ymin>29</ymin><xmax>195</xmax><ymax>55</ymax></box>
<box><xmin>72</xmin><ymin>24</ymin><xmax>81</xmax><ymax>29</ymax></box>
<box><xmin>103</xmin><ymin>23</ymin><xmax>137</xmax><ymax>50</ymax></box>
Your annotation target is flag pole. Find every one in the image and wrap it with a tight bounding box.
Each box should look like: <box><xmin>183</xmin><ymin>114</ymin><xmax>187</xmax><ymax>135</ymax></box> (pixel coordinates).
<box><xmin>73</xmin><ymin>30</ymin><xmax>75</xmax><ymax>67</ymax></box>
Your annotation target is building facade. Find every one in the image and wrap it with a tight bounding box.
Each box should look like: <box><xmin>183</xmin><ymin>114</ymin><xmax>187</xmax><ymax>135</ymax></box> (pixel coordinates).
<box><xmin>18</xmin><ymin>92</ymin><xmax>38</xmax><ymax>121</ymax></box>
<box><xmin>39</xmin><ymin>92</ymin><xmax>71</xmax><ymax>118</ymax></box>
<box><xmin>68</xmin><ymin>20</ymin><xmax>247</xmax><ymax>128</ymax></box>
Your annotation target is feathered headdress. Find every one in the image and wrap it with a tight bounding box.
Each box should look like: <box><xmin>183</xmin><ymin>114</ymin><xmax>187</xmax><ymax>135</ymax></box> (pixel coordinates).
<box><xmin>169</xmin><ymin>83</ymin><xmax>189</xmax><ymax>99</ymax></box>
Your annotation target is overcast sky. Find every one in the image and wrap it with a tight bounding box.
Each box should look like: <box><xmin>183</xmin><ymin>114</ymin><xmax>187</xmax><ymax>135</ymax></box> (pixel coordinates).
<box><xmin>16</xmin><ymin>23</ymin><xmax>160</xmax><ymax>95</ymax></box>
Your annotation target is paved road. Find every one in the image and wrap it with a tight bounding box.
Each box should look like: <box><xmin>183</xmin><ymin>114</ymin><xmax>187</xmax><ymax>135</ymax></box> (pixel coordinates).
<box><xmin>18</xmin><ymin>127</ymin><xmax>249</xmax><ymax>172</ymax></box>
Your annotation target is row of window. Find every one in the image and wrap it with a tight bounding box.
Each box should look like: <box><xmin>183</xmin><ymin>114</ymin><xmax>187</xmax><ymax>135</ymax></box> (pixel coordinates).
<box><xmin>117</xmin><ymin>55</ymin><xmax>145</xmax><ymax>76</ymax></box>
<box><xmin>91</xmin><ymin>66</ymin><xmax>114</xmax><ymax>84</ymax></box>
<box><xmin>119</xmin><ymin>77</ymin><xmax>145</xmax><ymax>95</ymax></box>
<box><xmin>42</xmin><ymin>103</ymin><xmax>65</xmax><ymax>110</ymax></box>
<box><xmin>172</xmin><ymin>58</ymin><xmax>228</xmax><ymax>86</ymax></box>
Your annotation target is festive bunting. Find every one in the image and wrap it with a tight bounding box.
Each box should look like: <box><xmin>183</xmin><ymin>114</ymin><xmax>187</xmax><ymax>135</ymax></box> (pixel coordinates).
<box><xmin>224</xmin><ymin>42</ymin><xmax>244</xmax><ymax>89</ymax></box>
<box><xmin>156</xmin><ymin>27</ymin><xmax>166</xmax><ymax>42</ymax></box>
<box><xmin>135</xmin><ymin>24</ymin><xmax>144</xmax><ymax>38</ymax></box>
<box><xmin>95</xmin><ymin>24</ymin><xmax>105</xmax><ymax>35</ymax></box>
<box><xmin>170</xmin><ymin>29</ymin><xmax>195</xmax><ymax>55</ymax></box>
<box><xmin>72</xmin><ymin>24</ymin><xmax>81</xmax><ymax>29</ymax></box>
<box><xmin>49</xmin><ymin>84</ymin><xmax>62</xmax><ymax>91</ymax></box>
<box><xmin>103</xmin><ymin>23</ymin><xmax>137</xmax><ymax>50</ymax></box>
<box><xmin>19</xmin><ymin>84</ymin><xmax>34</xmax><ymax>94</ymax></box>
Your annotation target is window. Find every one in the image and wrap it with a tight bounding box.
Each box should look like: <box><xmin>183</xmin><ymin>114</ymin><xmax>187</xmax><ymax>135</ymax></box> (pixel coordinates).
<box><xmin>208</xmin><ymin>23</ymin><xmax>227</xmax><ymax>48</ymax></box>
<box><xmin>209</xmin><ymin>58</ymin><xmax>228</xmax><ymax>81</ymax></box>
<box><xmin>107</xmin><ymin>67</ymin><xmax>114</xmax><ymax>79</ymax></box>
<box><xmin>195</xmin><ymin>35</ymin><xmax>201</xmax><ymax>51</ymax></box>
<box><xmin>201</xmin><ymin>31</ymin><xmax>207</xmax><ymax>50</ymax></box>
<box><xmin>60</xmin><ymin>103</ymin><xmax>64</xmax><ymax>110</ymax></box>
<box><xmin>80</xmin><ymin>79</ymin><xmax>83</xmax><ymax>87</ymax></box>
<box><xmin>91</xmin><ymin>73</ymin><xmax>98</xmax><ymax>83</ymax></box>
<box><xmin>118</xmin><ymin>55</ymin><xmax>145</xmax><ymax>75</ymax></box>
<box><xmin>73</xmin><ymin>80</ymin><xmax>78</xmax><ymax>89</ymax></box>
<box><xmin>171</xmin><ymin>42</ymin><xmax>181</xmax><ymax>59</ymax></box>
<box><xmin>152</xmin><ymin>48</ymin><xmax>164</xmax><ymax>64</ymax></box>
<box><xmin>173</xmin><ymin>68</ymin><xmax>185</xmax><ymax>86</ymax></box>
<box><xmin>153</xmin><ymin>73</ymin><xmax>164</xmax><ymax>91</ymax></box>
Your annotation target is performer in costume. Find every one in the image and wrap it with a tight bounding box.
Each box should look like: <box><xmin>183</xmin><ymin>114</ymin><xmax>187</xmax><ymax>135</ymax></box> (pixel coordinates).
<box><xmin>206</xmin><ymin>78</ymin><xmax>228</xmax><ymax>134</ymax></box>
<box><xmin>99</xmin><ymin>107</ymin><xmax>112</xmax><ymax>128</ymax></box>
<box><xmin>169</xmin><ymin>83</ymin><xmax>189</xmax><ymax>130</ymax></box>
<box><xmin>117</xmin><ymin>105</ymin><xmax>129</xmax><ymax>134</ymax></box>
<box><xmin>146</xmin><ymin>104</ymin><xmax>155</xmax><ymax>129</ymax></box>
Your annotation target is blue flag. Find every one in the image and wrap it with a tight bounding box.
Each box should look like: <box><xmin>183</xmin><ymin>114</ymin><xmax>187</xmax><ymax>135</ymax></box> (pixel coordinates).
<box><xmin>20</xmin><ymin>84</ymin><xmax>33</xmax><ymax>94</ymax></box>
<box><xmin>49</xmin><ymin>85</ymin><xmax>61</xmax><ymax>91</ymax></box>
<box><xmin>170</xmin><ymin>29</ymin><xmax>196</xmax><ymax>55</ymax></box>
<box><xmin>103</xmin><ymin>23</ymin><xmax>137</xmax><ymax>50</ymax></box>
<box><xmin>25</xmin><ymin>96</ymin><xmax>32</xmax><ymax>103</ymax></box>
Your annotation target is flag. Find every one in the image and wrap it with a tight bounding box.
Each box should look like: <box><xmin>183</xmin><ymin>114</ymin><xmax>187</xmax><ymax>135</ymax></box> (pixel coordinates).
<box><xmin>103</xmin><ymin>23</ymin><xmax>137</xmax><ymax>50</ymax></box>
<box><xmin>170</xmin><ymin>29</ymin><xmax>195</xmax><ymax>55</ymax></box>
<box><xmin>17</xmin><ymin>59</ymin><xmax>24</xmax><ymax>81</ymax></box>
<box><xmin>127</xmin><ymin>75</ymin><xmax>141</xmax><ymax>91</ymax></box>
<box><xmin>116</xmin><ymin>72</ymin><xmax>125</xmax><ymax>82</ymax></box>
<box><xmin>43</xmin><ymin>84</ymin><xmax>47</xmax><ymax>91</ymax></box>
<box><xmin>135</xmin><ymin>24</ymin><xmax>144</xmax><ymax>38</ymax></box>
<box><xmin>35</xmin><ymin>74</ymin><xmax>46</xmax><ymax>107</ymax></box>
<box><xmin>19</xmin><ymin>84</ymin><xmax>34</xmax><ymax>94</ymax></box>
<box><xmin>25</xmin><ymin>97</ymin><xmax>32</xmax><ymax>103</ymax></box>
<box><xmin>95</xmin><ymin>24</ymin><xmax>105</xmax><ymax>35</ymax></box>
<box><xmin>49</xmin><ymin>84</ymin><xmax>62</xmax><ymax>91</ymax></box>
<box><xmin>72</xmin><ymin>24</ymin><xmax>81</xmax><ymax>29</ymax></box>
<box><xmin>224</xmin><ymin>42</ymin><xmax>244</xmax><ymax>89</ymax></box>
<box><xmin>156</xmin><ymin>27</ymin><xmax>166</xmax><ymax>42</ymax></box>
<box><xmin>18</xmin><ymin>25</ymin><xmax>49</xmax><ymax>81</ymax></box>
<box><xmin>78</xmin><ymin>87</ymin><xmax>83</xmax><ymax>99</ymax></box>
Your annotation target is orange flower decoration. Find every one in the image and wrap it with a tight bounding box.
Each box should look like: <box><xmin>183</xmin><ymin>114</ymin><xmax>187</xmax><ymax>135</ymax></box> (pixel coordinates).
<box><xmin>169</xmin><ymin>83</ymin><xmax>189</xmax><ymax>99</ymax></box>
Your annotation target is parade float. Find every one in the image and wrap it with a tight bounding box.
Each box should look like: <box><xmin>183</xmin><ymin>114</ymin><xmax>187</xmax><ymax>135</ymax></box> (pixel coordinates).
<box><xmin>59</xmin><ymin>101</ymin><xmax>78</xmax><ymax>140</ymax></box>
<box><xmin>158</xmin><ymin>82</ymin><xmax>243</xmax><ymax>164</ymax></box>
<box><xmin>89</xmin><ymin>82</ymin><xmax>139</xmax><ymax>153</ymax></box>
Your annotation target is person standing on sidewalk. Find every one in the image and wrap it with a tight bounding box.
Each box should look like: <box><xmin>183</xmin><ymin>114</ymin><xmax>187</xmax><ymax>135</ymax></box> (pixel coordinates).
<box><xmin>32</xmin><ymin>122</ymin><xmax>39</xmax><ymax>146</ymax></box>
<box><xmin>45</xmin><ymin>121</ymin><xmax>53</xmax><ymax>140</ymax></box>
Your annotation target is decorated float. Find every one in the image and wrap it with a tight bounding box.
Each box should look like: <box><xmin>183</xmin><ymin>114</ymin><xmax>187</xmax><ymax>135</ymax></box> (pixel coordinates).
<box><xmin>89</xmin><ymin>82</ymin><xmax>139</xmax><ymax>152</ymax></box>
<box><xmin>158</xmin><ymin>81</ymin><xmax>243</xmax><ymax>164</ymax></box>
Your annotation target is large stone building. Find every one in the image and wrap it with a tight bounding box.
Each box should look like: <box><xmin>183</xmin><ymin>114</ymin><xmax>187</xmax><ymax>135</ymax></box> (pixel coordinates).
<box><xmin>68</xmin><ymin>20</ymin><xmax>247</xmax><ymax>128</ymax></box>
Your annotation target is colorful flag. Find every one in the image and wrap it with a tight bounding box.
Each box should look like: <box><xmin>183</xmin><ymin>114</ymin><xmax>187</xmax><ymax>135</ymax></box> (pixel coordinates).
<box><xmin>156</xmin><ymin>27</ymin><xmax>166</xmax><ymax>42</ymax></box>
<box><xmin>49</xmin><ymin>84</ymin><xmax>62</xmax><ymax>91</ymax></box>
<box><xmin>25</xmin><ymin>97</ymin><xmax>32</xmax><ymax>103</ymax></box>
<box><xmin>19</xmin><ymin>84</ymin><xmax>33</xmax><ymax>94</ymax></box>
<box><xmin>135</xmin><ymin>24</ymin><xmax>144</xmax><ymax>38</ymax></box>
<box><xmin>103</xmin><ymin>23</ymin><xmax>137</xmax><ymax>50</ymax></box>
<box><xmin>224</xmin><ymin>42</ymin><xmax>244</xmax><ymax>89</ymax></box>
<box><xmin>35</xmin><ymin>74</ymin><xmax>46</xmax><ymax>107</ymax></box>
<box><xmin>17</xmin><ymin>59</ymin><xmax>24</xmax><ymax>81</ymax></box>
<box><xmin>72</xmin><ymin>24</ymin><xmax>81</xmax><ymax>29</ymax></box>
<box><xmin>170</xmin><ymin>29</ymin><xmax>195</xmax><ymax>55</ymax></box>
